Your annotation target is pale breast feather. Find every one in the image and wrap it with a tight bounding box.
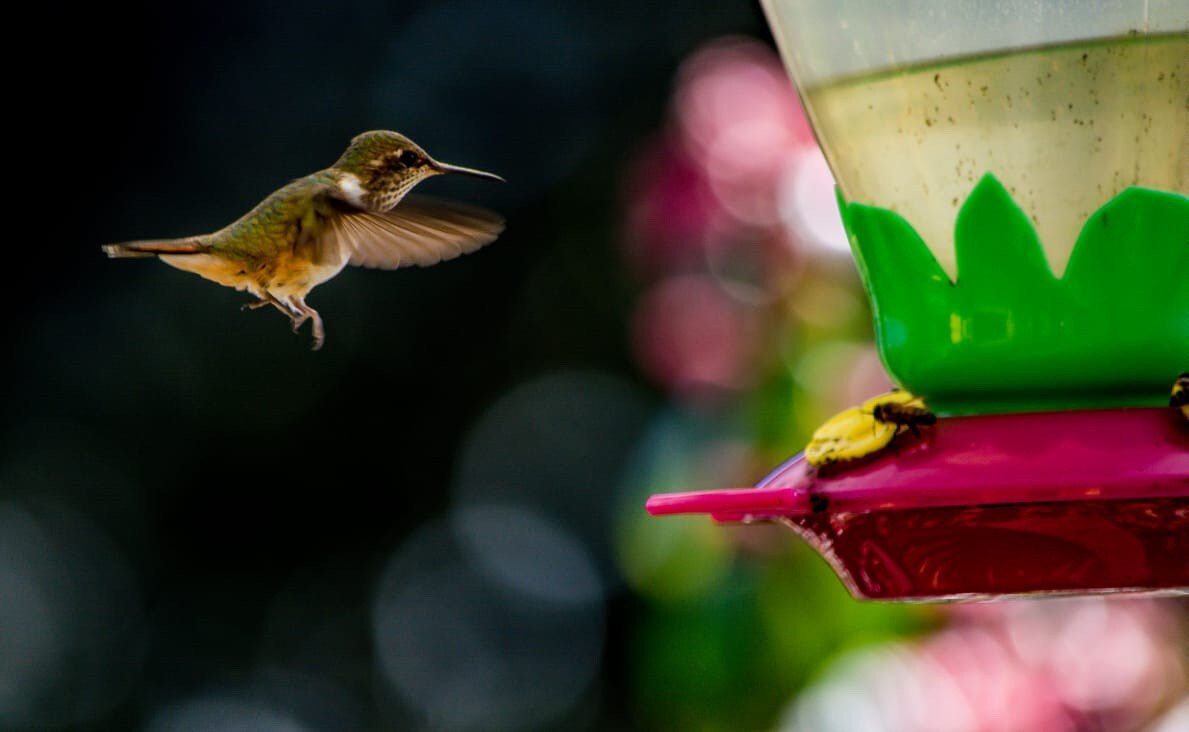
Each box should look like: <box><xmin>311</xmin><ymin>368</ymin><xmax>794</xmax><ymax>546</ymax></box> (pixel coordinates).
<box><xmin>336</xmin><ymin>173</ymin><xmax>367</xmax><ymax>208</ymax></box>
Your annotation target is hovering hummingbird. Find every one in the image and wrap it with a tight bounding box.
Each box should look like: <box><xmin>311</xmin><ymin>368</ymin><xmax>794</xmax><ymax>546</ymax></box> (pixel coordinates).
<box><xmin>103</xmin><ymin>130</ymin><xmax>504</xmax><ymax>350</ymax></box>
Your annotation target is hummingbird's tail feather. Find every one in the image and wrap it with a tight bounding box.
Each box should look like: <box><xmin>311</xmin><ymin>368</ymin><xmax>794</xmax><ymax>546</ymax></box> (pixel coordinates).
<box><xmin>102</xmin><ymin>238</ymin><xmax>209</xmax><ymax>258</ymax></box>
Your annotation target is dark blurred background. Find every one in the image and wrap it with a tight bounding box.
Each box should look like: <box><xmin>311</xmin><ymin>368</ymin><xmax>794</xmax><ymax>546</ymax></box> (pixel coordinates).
<box><xmin>3</xmin><ymin>2</ymin><xmax>1185</xmax><ymax>731</ymax></box>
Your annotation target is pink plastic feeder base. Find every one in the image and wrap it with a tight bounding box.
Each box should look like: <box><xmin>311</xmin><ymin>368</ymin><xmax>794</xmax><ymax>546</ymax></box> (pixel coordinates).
<box><xmin>646</xmin><ymin>407</ymin><xmax>1189</xmax><ymax>601</ymax></box>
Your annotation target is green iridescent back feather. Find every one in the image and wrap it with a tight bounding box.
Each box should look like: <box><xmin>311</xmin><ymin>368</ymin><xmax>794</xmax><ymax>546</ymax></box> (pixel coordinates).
<box><xmin>206</xmin><ymin>172</ymin><xmax>341</xmax><ymax>259</ymax></box>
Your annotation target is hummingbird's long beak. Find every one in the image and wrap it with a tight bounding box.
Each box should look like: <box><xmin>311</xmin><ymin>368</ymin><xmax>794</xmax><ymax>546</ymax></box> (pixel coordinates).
<box><xmin>433</xmin><ymin>160</ymin><xmax>505</xmax><ymax>182</ymax></box>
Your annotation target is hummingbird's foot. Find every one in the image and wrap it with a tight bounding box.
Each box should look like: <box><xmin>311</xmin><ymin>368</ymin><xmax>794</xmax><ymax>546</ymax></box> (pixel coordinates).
<box><xmin>249</xmin><ymin>292</ymin><xmax>307</xmax><ymax>334</ymax></box>
<box><xmin>310</xmin><ymin>320</ymin><xmax>325</xmax><ymax>351</ymax></box>
<box><xmin>290</xmin><ymin>313</ymin><xmax>310</xmax><ymax>334</ymax></box>
<box><xmin>288</xmin><ymin>296</ymin><xmax>325</xmax><ymax>351</ymax></box>
<box><xmin>242</xmin><ymin>292</ymin><xmax>292</xmax><ymax>317</ymax></box>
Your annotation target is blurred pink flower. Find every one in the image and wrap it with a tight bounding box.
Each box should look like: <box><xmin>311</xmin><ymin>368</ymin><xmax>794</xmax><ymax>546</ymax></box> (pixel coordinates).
<box><xmin>920</xmin><ymin>625</ymin><xmax>1071</xmax><ymax>731</ymax></box>
<box><xmin>631</xmin><ymin>274</ymin><xmax>757</xmax><ymax>399</ymax></box>
<box><xmin>673</xmin><ymin>37</ymin><xmax>816</xmax><ymax>226</ymax></box>
<box><xmin>622</xmin><ymin>135</ymin><xmax>729</xmax><ymax>277</ymax></box>
<box><xmin>621</xmin><ymin>37</ymin><xmax>834</xmax><ymax>283</ymax></box>
<box><xmin>785</xmin><ymin>598</ymin><xmax>1187</xmax><ymax>732</ymax></box>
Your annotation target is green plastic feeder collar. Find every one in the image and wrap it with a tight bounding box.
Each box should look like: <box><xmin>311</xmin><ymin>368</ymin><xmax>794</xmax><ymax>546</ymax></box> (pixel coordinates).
<box><xmin>840</xmin><ymin>175</ymin><xmax>1189</xmax><ymax>415</ymax></box>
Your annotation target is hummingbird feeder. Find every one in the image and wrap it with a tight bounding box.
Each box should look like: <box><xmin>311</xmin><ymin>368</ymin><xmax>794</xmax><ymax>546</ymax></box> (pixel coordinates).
<box><xmin>646</xmin><ymin>0</ymin><xmax>1188</xmax><ymax>601</ymax></box>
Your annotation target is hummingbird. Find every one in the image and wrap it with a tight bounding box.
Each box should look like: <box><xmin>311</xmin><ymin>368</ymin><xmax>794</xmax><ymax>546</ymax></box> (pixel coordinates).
<box><xmin>103</xmin><ymin>130</ymin><xmax>504</xmax><ymax>350</ymax></box>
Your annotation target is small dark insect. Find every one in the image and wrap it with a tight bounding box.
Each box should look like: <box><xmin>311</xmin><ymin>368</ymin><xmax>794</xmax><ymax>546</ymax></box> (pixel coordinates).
<box><xmin>1171</xmin><ymin>372</ymin><xmax>1189</xmax><ymax>420</ymax></box>
<box><xmin>871</xmin><ymin>401</ymin><xmax>937</xmax><ymax>437</ymax></box>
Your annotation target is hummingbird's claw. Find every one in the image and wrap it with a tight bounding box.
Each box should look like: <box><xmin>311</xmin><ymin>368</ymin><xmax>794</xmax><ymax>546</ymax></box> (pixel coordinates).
<box><xmin>308</xmin><ymin>316</ymin><xmax>325</xmax><ymax>350</ymax></box>
<box><xmin>244</xmin><ymin>293</ymin><xmax>292</xmax><ymax>320</ymax></box>
<box><xmin>286</xmin><ymin>296</ymin><xmax>324</xmax><ymax>351</ymax></box>
<box><xmin>245</xmin><ymin>292</ymin><xmax>320</xmax><ymax>347</ymax></box>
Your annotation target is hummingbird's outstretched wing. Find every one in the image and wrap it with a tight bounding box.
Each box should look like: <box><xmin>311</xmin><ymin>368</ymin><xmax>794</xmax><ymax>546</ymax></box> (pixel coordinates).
<box><xmin>324</xmin><ymin>195</ymin><xmax>504</xmax><ymax>270</ymax></box>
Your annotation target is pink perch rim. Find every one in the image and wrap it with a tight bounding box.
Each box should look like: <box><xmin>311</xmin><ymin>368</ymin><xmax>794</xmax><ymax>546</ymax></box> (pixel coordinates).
<box><xmin>646</xmin><ymin>407</ymin><xmax>1189</xmax><ymax>522</ymax></box>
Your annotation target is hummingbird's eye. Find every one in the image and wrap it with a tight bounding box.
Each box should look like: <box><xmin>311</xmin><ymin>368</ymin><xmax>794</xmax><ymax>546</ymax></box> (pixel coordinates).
<box><xmin>399</xmin><ymin>150</ymin><xmax>421</xmax><ymax>166</ymax></box>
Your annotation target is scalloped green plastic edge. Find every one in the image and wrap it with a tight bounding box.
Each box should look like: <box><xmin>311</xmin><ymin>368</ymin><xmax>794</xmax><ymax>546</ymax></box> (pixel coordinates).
<box><xmin>838</xmin><ymin>174</ymin><xmax>1189</xmax><ymax>415</ymax></box>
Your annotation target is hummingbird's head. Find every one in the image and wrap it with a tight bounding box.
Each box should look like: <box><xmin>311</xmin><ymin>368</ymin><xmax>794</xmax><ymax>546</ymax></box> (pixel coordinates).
<box><xmin>332</xmin><ymin>130</ymin><xmax>503</xmax><ymax>211</ymax></box>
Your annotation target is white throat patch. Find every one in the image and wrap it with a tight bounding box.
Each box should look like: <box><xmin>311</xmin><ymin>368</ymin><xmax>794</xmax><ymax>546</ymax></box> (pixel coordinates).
<box><xmin>337</xmin><ymin>173</ymin><xmax>367</xmax><ymax>208</ymax></box>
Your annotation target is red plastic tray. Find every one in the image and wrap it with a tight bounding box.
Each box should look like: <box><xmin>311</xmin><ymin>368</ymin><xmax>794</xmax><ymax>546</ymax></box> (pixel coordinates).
<box><xmin>646</xmin><ymin>407</ymin><xmax>1189</xmax><ymax>600</ymax></box>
